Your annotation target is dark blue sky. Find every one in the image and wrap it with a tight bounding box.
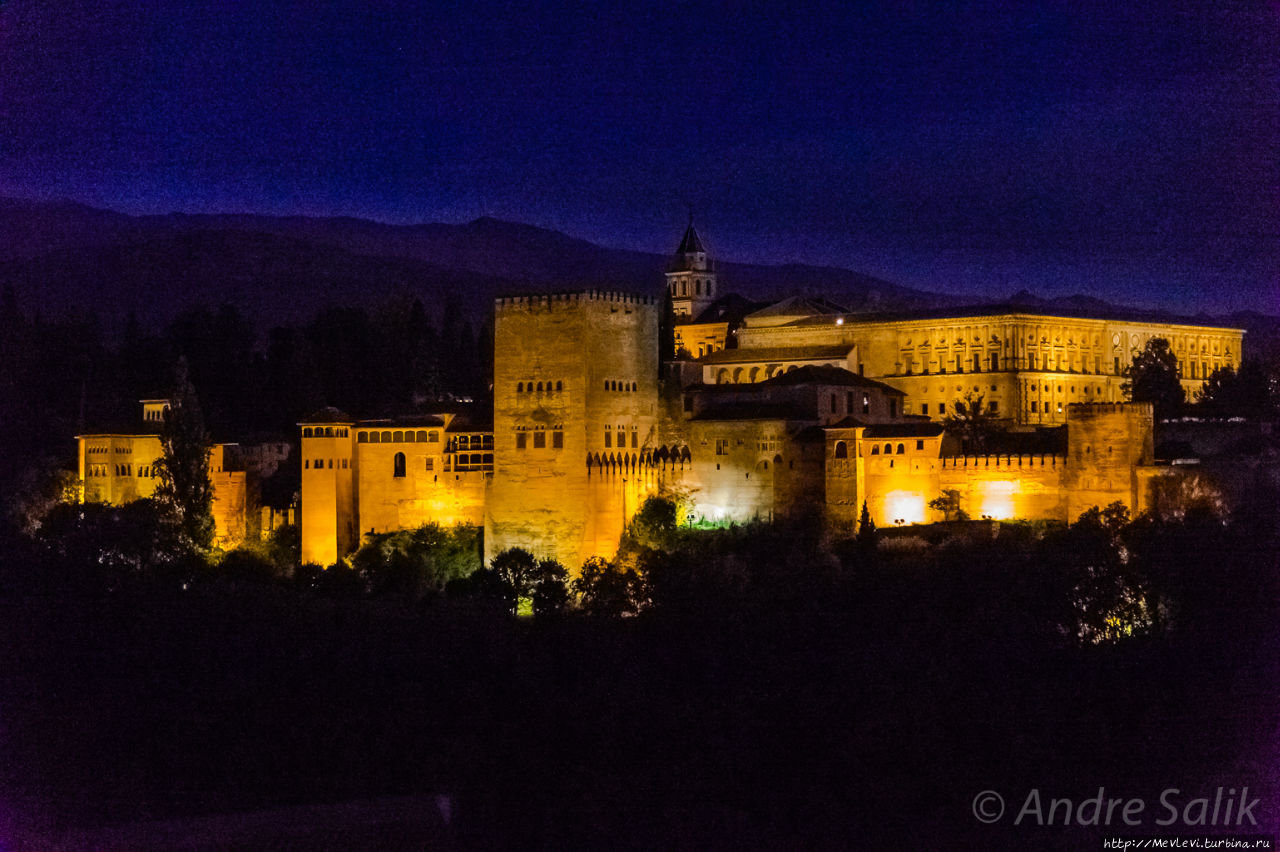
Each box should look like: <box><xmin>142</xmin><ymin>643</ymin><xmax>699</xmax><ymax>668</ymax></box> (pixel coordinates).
<box><xmin>1</xmin><ymin>1</ymin><xmax>1275</xmax><ymax>312</ymax></box>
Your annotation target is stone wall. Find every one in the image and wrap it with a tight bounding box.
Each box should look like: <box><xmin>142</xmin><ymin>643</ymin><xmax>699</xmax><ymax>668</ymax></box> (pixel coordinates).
<box><xmin>487</xmin><ymin>292</ymin><xmax>660</xmax><ymax>571</ymax></box>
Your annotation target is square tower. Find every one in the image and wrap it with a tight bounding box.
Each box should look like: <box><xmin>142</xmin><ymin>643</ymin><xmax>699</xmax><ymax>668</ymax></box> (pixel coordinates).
<box><xmin>488</xmin><ymin>291</ymin><xmax>659</xmax><ymax>570</ymax></box>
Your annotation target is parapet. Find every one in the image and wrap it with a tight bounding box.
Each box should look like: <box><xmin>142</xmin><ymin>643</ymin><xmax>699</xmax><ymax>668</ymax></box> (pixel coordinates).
<box><xmin>1066</xmin><ymin>402</ymin><xmax>1154</xmax><ymax>419</ymax></box>
<box><xmin>494</xmin><ymin>290</ymin><xmax>658</xmax><ymax>309</ymax></box>
<box><xmin>941</xmin><ymin>454</ymin><xmax>1066</xmax><ymax>469</ymax></box>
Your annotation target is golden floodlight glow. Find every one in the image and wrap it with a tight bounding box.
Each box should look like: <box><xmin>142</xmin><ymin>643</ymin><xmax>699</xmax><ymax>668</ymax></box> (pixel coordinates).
<box><xmin>977</xmin><ymin>481</ymin><xmax>1017</xmax><ymax>520</ymax></box>
<box><xmin>885</xmin><ymin>491</ymin><xmax>926</xmax><ymax>525</ymax></box>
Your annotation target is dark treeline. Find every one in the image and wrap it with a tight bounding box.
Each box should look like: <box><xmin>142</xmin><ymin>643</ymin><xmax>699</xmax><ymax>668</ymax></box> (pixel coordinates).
<box><xmin>0</xmin><ymin>288</ymin><xmax>491</xmax><ymax>494</ymax></box>
<box><xmin>0</xmin><ymin>490</ymin><xmax>1276</xmax><ymax>847</ymax></box>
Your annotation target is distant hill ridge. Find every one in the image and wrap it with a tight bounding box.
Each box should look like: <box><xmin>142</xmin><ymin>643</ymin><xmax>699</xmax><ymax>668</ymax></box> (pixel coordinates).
<box><xmin>0</xmin><ymin>197</ymin><xmax>1272</xmax><ymax>354</ymax></box>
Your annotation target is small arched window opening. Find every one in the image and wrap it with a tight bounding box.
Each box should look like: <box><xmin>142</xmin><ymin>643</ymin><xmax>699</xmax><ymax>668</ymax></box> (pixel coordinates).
<box><xmin>517</xmin><ymin>382</ymin><xmax>523</xmax><ymax>392</ymax></box>
<box><xmin>884</xmin><ymin>444</ymin><xmax>892</xmax><ymax>454</ymax></box>
<box><xmin>303</xmin><ymin>427</ymin><xmax>313</xmax><ymax>438</ymax></box>
<box><xmin>556</xmin><ymin>381</ymin><xmax>563</xmax><ymax>391</ymax></box>
<box><xmin>871</xmin><ymin>446</ymin><xmax>879</xmax><ymax>455</ymax></box>
<box><xmin>393</xmin><ymin>452</ymin><xmax>406</xmax><ymax>477</ymax></box>
<box><xmin>897</xmin><ymin>444</ymin><xmax>905</xmax><ymax>454</ymax></box>
<box><xmin>537</xmin><ymin>381</ymin><xmax>544</xmax><ymax>392</ymax></box>
<box><xmin>834</xmin><ymin>441</ymin><xmax>848</xmax><ymax>459</ymax></box>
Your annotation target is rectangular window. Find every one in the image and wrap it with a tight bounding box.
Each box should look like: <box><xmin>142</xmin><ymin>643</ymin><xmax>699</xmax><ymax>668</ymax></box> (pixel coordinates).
<box><xmin>990</xmin><ymin>401</ymin><xmax>999</xmax><ymax>413</ymax></box>
<box><xmin>973</xmin><ymin>353</ymin><xmax>981</xmax><ymax>372</ymax></box>
<box><xmin>916</xmin><ymin>440</ymin><xmax>924</xmax><ymax>450</ymax></box>
<box><xmin>516</xmin><ymin>433</ymin><xmax>527</xmax><ymax>449</ymax></box>
<box><xmin>552</xmin><ymin>430</ymin><xmax>563</xmax><ymax>449</ymax></box>
<box><xmin>604</xmin><ymin>430</ymin><xmax>611</xmax><ymax>448</ymax></box>
<box><xmin>921</xmin><ymin>403</ymin><xmax>928</xmax><ymax>415</ymax></box>
<box><xmin>1114</xmin><ymin>357</ymin><xmax>1121</xmax><ymax>375</ymax></box>
<box><xmin>533</xmin><ymin>432</ymin><xmax>546</xmax><ymax>449</ymax></box>
<box><xmin>1031</xmin><ymin>401</ymin><xmax>1038</xmax><ymax>412</ymax></box>
<box><xmin>715</xmin><ymin>439</ymin><xmax>729</xmax><ymax>455</ymax></box>
<box><xmin>631</xmin><ymin>430</ymin><xmax>637</xmax><ymax>449</ymax></box>
<box><xmin>990</xmin><ymin>353</ymin><xmax>999</xmax><ymax>371</ymax></box>
<box><xmin>304</xmin><ymin>460</ymin><xmax>309</xmax><ymax>469</ymax></box>
<box><xmin>425</xmin><ymin>458</ymin><xmax>434</xmax><ymax>470</ymax></box>
<box><xmin>862</xmin><ymin>393</ymin><xmax>870</xmax><ymax>415</ymax></box>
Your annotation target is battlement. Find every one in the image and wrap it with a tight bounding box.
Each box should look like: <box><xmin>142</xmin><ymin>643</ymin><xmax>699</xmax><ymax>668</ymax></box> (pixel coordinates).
<box><xmin>1066</xmin><ymin>402</ymin><xmax>1154</xmax><ymax>418</ymax></box>
<box><xmin>941</xmin><ymin>454</ymin><xmax>1065</xmax><ymax>469</ymax></box>
<box><xmin>495</xmin><ymin>290</ymin><xmax>657</xmax><ymax>309</ymax></box>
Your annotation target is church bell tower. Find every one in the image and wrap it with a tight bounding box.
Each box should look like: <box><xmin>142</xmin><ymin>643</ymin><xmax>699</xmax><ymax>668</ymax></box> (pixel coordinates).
<box><xmin>665</xmin><ymin>220</ymin><xmax>717</xmax><ymax>319</ymax></box>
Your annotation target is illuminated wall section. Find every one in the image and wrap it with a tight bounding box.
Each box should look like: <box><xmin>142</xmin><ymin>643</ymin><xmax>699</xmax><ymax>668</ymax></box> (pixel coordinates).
<box><xmin>1062</xmin><ymin>402</ymin><xmax>1155</xmax><ymax>518</ymax></box>
<box><xmin>938</xmin><ymin>456</ymin><xmax>1067</xmax><ymax>523</ymax></box>
<box><xmin>488</xmin><ymin>292</ymin><xmax>659</xmax><ymax>571</ymax></box>
<box><xmin>78</xmin><ymin>434</ymin><xmax>164</xmax><ymax>506</ymax></box>
<box><xmin>298</xmin><ymin>415</ymin><xmax>356</xmax><ymax>567</ymax></box>
<box><xmin>857</xmin><ymin>430</ymin><xmax>944</xmax><ymax>528</ymax></box>
<box><xmin>355</xmin><ymin>419</ymin><xmax>488</xmax><ymax>533</ymax></box>
<box><xmin>729</xmin><ymin>309</ymin><xmax>1243</xmax><ymax>427</ymax></box>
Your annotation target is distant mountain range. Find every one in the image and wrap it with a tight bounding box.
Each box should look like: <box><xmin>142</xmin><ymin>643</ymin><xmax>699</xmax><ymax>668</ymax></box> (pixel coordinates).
<box><xmin>0</xmin><ymin>196</ymin><xmax>1274</xmax><ymax>356</ymax></box>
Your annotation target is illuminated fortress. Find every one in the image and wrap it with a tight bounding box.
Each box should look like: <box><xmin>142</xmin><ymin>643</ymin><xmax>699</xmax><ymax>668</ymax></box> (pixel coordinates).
<box><xmin>284</xmin><ymin>223</ymin><xmax>1243</xmax><ymax>568</ymax></box>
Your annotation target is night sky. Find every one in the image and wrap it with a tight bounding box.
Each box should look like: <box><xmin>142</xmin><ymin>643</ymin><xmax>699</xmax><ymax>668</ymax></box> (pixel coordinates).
<box><xmin>1</xmin><ymin>1</ymin><xmax>1276</xmax><ymax>312</ymax></box>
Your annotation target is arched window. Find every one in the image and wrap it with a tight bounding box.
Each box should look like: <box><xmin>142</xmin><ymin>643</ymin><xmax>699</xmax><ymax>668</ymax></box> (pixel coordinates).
<box><xmin>884</xmin><ymin>444</ymin><xmax>892</xmax><ymax>454</ymax></box>
<box><xmin>871</xmin><ymin>446</ymin><xmax>879</xmax><ymax>455</ymax></box>
<box><xmin>556</xmin><ymin>381</ymin><xmax>563</xmax><ymax>391</ymax></box>
<box><xmin>716</xmin><ymin>368</ymin><xmax>728</xmax><ymax>384</ymax></box>
<box><xmin>517</xmin><ymin>382</ymin><xmax>523</xmax><ymax>392</ymax></box>
<box><xmin>393</xmin><ymin>452</ymin><xmax>406</xmax><ymax>477</ymax></box>
<box><xmin>392</xmin><ymin>431</ymin><xmax>404</xmax><ymax>442</ymax></box>
<box><xmin>897</xmin><ymin>444</ymin><xmax>905</xmax><ymax>454</ymax></box>
<box><xmin>416</xmin><ymin>431</ymin><xmax>428</xmax><ymax>442</ymax></box>
<box><xmin>324</xmin><ymin>427</ymin><xmax>334</xmax><ymax>437</ymax></box>
<box><xmin>380</xmin><ymin>431</ymin><xmax>392</xmax><ymax>443</ymax></box>
<box><xmin>303</xmin><ymin>427</ymin><xmax>313</xmax><ymax>438</ymax></box>
<box><xmin>428</xmin><ymin>431</ymin><xmax>439</xmax><ymax>442</ymax></box>
<box><xmin>834</xmin><ymin>441</ymin><xmax>848</xmax><ymax>459</ymax></box>
<box><xmin>537</xmin><ymin>381</ymin><xmax>544</xmax><ymax>392</ymax></box>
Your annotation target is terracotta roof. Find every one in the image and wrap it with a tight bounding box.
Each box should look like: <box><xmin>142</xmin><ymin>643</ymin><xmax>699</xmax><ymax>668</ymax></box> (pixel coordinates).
<box><xmin>862</xmin><ymin>422</ymin><xmax>947</xmax><ymax>438</ymax></box>
<box><xmin>745</xmin><ymin>295</ymin><xmax>848</xmax><ymax>321</ymax></box>
<box><xmin>761</xmin><ymin>365</ymin><xmax>904</xmax><ymax>393</ymax></box>
<box><xmin>698</xmin><ymin>344</ymin><xmax>853</xmax><ymax>365</ymax></box>
<box><xmin>298</xmin><ymin>407</ymin><xmax>354</xmax><ymax>424</ymax></box>
<box><xmin>681</xmin><ymin>293</ymin><xmax>766</xmax><ymax>325</ymax></box>
<box><xmin>778</xmin><ymin>301</ymin><xmax>1246</xmax><ymax>331</ymax></box>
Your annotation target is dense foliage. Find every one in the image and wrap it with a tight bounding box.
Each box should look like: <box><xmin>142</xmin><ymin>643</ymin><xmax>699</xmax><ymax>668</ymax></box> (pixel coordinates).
<box><xmin>1123</xmin><ymin>337</ymin><xmax>1185</xmax><ymax>418</ymax></box>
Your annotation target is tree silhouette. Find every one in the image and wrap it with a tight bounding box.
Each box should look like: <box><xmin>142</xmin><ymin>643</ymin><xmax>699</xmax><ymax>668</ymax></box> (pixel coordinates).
<box><xmin>942</xmin><ymin>391</ymin><xmax>1000</xmax><ymax>452</ymax></box>
<box><xmin>154</xmin><ymin>359</ymin><xmax>215</xmax><ymax>550</ymax></box>
<box><xmin>1122</xmin><ymin>338</ymin><xmax>1184</xmax><ymax>419</ymax></box>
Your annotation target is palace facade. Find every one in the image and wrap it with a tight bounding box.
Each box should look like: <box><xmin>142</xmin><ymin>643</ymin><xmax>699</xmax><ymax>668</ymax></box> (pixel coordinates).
<box><xmin>296</xmin><ymin>224</ymin><xmax>1245</xmax><ymax>568</ymax></box>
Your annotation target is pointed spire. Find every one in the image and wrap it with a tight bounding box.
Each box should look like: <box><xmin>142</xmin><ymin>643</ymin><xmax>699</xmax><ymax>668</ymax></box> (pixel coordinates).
<box><xmin>675</xmin><ymin>221</ymin><xmax>705</xmax><ymax>256</ymax></box>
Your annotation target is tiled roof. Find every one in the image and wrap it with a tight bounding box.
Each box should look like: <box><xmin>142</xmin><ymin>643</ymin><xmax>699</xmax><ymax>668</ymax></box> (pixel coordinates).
<box><xmin>761</xmin><ymin>365</ymin><xmax>904</xmax><ymax>394</ymax></box>
<box><xmin>861</xmin><ymin>422</ymin><xmax>947</xmax><ymax>438</ymax></box>
<box><xmin>698</xmin><ymin>344</ymin><xmax>853</xmax><ymax>365</ymax></box>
